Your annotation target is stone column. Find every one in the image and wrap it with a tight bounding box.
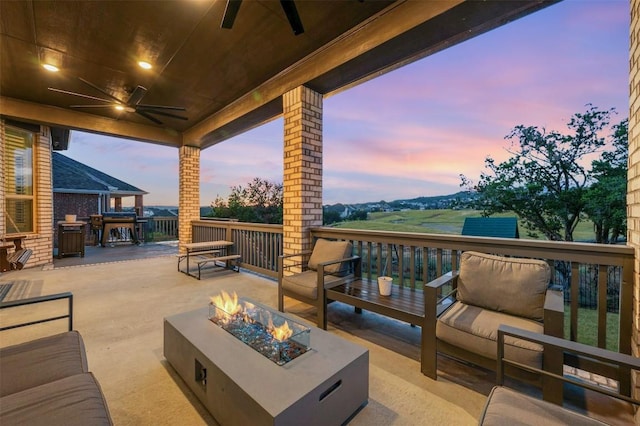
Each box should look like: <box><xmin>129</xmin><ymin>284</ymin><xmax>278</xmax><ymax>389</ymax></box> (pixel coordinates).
<box><xmin>283</xmin><ymin>86</ymin><xmax>323</xmax><ymax>260</ymax></box>
<box><xmin>630</xmin><ymin>0</ymin><xmax>640</xmax><ymax>409</ymax></box>
<box><xmin>179</xmin><ymin>145</ymin><xmax>200</xmax><ymax>253</ymax></box>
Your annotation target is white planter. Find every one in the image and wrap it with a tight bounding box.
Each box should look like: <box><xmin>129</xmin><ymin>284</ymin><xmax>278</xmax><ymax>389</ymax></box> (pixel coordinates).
<box><xmin>377</xmin><ymin>276</ymin><xmax>393</xmax><ymax>296</ymax></box>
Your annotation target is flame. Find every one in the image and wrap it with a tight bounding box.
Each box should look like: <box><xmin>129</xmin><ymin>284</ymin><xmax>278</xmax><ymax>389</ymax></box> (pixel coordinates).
<box><xmin>268</xmin><ymin>317</ymin><xmax>293</xmax><ymax>341</ymax></box>
<box><xmin>210</xmin><ymin>290</ymin><xmax>241</xmax><ymax>321</ymax></box>
<box><xmin>210</xmin><ymin>291</ymin><xmax>294</xmax><ymax>342</ymax></box>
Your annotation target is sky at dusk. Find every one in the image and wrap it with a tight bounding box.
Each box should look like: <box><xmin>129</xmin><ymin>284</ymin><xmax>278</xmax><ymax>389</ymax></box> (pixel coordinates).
<box><xmin>67</xmin><ymin>0</ymin><xmax>629</xmax><ymax>207</ymax></box>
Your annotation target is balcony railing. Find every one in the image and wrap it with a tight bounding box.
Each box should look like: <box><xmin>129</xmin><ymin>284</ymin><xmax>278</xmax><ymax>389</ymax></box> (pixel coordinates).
<box><xmin>192</xmin><ymin>220</ymin><xmax>283</xmax><ymax>278</ymax></box>
<box><xmin>190</xmin><ymin>221</ymin><xmax>635</xmax><ymax>356</ymax></box>
<box><xmin>145</xmin><ymin>216</ymin><xmax>179</xmax><ymax>241</ymax></box>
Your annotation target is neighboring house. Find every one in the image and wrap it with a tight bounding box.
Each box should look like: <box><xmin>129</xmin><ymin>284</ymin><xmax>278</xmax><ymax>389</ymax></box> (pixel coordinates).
<box><xmin>53</xmin><ymin>152</ymin><xmax>147</xmax><ymax>245</ymax></box>
<box><xmin>53</xmin><ymin>152</ymin><xmax>147</xmax><ymax>221</ymax></box>
<box><xmin>461</xmin><ymin>217</ymin><xmax>520</xmax><ymax>239</ymax></box>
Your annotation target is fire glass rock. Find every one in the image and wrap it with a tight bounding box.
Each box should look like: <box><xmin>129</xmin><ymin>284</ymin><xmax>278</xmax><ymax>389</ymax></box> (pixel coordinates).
<box><xmin>209</xmin><ymin>292</ymin><xmax>311</xmax><ymax>366</ymax></box>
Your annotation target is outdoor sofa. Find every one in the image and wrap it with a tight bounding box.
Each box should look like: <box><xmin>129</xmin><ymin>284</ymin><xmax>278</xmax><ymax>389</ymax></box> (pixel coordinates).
<box><xmin>0</xmin><ymin>292</ymin><xmax>113</xmax><ymax>425</ymax></box>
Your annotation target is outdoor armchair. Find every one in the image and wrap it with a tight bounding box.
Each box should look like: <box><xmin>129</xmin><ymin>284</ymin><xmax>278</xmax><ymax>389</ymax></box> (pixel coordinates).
<box><xmin>278</xmin><ymin>238</ymin><xmax>360</xmax><ymax>329</ymax></box>
<box><xmin>424</xmin><ymin>251</ymin><xmax>564</xmax><ymax>400</ymax></box>
<box><xmin>478</xmin><ymin>324</ymin><xmax>640</xmax><ymax>425</ymax></box>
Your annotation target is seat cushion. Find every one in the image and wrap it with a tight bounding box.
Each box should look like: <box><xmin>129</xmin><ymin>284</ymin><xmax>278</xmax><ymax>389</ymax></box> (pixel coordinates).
<box><xmin>0</xmin><ymin>330</ymin><xmax>88</xmax><ymax>396</ymax></box>
<box><xmin>282</xmin><ymin>270</ymin><xmax>345</xmax><ymax>300</ymax></box>
<box><xmin>308</xmin><ymin>239</ymin><xmax>352</xmax><ymax>274</ymax></box>
<box><xmin>436</xmin><ymin>302</ymin><xmax>543</xmax><ymax>366</ymax></box>
<box><xmin>457</xmin><ymin>251</ymin><xmax>550</xmax><ymax>321</ymax></box>
<box><xmin>0</xmin><ymin>373</ymin><xmax>113</xmax><ymax>426</ymax></box>
<box><xmin>479</xmin><ymin>386</ymin><xmax>607</xmax><ymax>426</ymax></box>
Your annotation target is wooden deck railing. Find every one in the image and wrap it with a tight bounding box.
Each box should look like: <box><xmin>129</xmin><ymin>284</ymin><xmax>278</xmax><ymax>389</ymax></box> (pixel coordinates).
<box><xmin>145</xmin><ymin>216</ymin><xmax>179</xmax><ymax>241</ymax></box>
<box><xmin>192</xmin><ymin>220</ymin><xmax>283</xmax><ymax>278</ymax></box>
<box><xmin>189</xmin><ymin>221</ymin><xmax>634</xmax><ymax>356</ymax></box>
<box><xmin>311</xmin><ymin>227</ymin><xmax>635</xmax><ymax>356</ymax></box>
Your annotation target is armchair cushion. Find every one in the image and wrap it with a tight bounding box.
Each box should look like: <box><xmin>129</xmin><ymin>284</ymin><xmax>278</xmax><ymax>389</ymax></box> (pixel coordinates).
<box><xmin>281</xmin><ymin>270</ymin><xmax>345</xmax><ymax>300</ymax></box>
<box><xmin>436</xmin><ymin>302</ymin><xmax>543</xmax><ymax>366</ymax></box>
<box><xmin>457</xmin><ymin>251</ymin><xmax>550</xmax><ymax>321</ymax></box>
<box><xmin>307</xmin><ymin>239</ymin><xmax>353</xmax><ymax>275</ymax></box>
<box><xmin>479</xmin><ymin>386</ymin><xmax>607</xmax><ymax>426</ymax></box>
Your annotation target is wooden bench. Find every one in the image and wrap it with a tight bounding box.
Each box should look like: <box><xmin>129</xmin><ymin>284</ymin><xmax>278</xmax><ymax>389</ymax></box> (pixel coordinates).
<box><xmin>194</xmin><ymin>254</ymin><xmax>241</xmax><ymax>280</ymax></box>
<box><xmin>178</xmin><ymin>241</ymin><xmax>241</xmax><ymax>279</ymax></box>
<box><xmin>0</xmin><ymin>236</ymin><xmax>32</xmax><ymax>272</ymax></box>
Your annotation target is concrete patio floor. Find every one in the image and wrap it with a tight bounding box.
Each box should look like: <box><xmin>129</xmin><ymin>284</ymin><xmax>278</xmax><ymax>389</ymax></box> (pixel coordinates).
<box><xmin>0</xmin><ymin>246</ymin><xmax>635</xmax><ymax>425</ymax></box>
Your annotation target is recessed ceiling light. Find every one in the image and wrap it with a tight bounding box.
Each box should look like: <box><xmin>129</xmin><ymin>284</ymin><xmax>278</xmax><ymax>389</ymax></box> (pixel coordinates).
<box><xmin>43</xmin><ymin>64</ymin><xmax>59</xmax><ymax>72</ymax></box>
<box><xmin>138</xmin><ymin>61</ymin><xmax>152</xmax><ymax>70</ymax></box>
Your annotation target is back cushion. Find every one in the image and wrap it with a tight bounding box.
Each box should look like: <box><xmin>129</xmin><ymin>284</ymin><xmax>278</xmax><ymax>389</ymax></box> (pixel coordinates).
<box><xmin>308</xmin><ymin>239</ymin><xmax>353</xmax><ymax>274</ymax></box>
<box><xmin>457</xmin><ymin>251</ymin><xmax>550</xmax><ymax>321</ymax></box>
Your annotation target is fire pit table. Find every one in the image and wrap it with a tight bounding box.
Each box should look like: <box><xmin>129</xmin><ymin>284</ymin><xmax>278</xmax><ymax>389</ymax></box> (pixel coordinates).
<box><xmin>164</xmin><ymin>303</ymin><xmax>369</xmax><ymax>426</ymax></box>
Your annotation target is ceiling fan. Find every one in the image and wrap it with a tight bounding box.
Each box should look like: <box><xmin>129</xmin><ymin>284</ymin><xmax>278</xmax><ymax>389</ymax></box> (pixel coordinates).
<box><xmin>48</xmin><ymin>77</ymin><xmax>188</xmax><ymax>125</ymax></box>
<box><xmin>221</xmin><ymin>0</ymin><xmax>304</xmax><ymax>35</ymax></box>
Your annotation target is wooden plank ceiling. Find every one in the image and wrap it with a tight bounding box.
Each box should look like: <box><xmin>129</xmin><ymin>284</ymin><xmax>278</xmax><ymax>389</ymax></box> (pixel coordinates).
<box><xmin>0</xmin><ymin>1</ymin><xmax>558</xmax><ymax>149</ymax></box>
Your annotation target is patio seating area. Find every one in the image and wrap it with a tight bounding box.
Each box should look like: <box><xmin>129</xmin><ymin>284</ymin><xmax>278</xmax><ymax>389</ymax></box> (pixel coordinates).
<box><xmin>0</xmin><ymin>249</ymin><xmax>636</xmax><ymax>425</ymax></box>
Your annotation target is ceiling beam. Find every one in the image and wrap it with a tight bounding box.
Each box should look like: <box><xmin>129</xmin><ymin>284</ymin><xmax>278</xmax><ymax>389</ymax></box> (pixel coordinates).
<box><xmin>184</xmin><ymin>0</ymin><xmax>465</xmax><ymax>148</ymax></box>
<box><xmin>1</xmin><ymin>96</ymin><xmax>182</xmax><ymax>147</ymax></box>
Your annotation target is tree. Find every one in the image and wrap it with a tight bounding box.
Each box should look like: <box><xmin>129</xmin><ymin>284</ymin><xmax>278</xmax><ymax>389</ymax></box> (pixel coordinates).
<box><xmin>210</xmin><ymin>178</ymin><xmax>283</xmax><ymax>224</ymax></box>
<box><xmin>583</xmin><ymin>119</ymin><xmax>628</xmax><ymax>243</ymax></box>
<box><xmin>460</xmin><ymin>104</ymin><xmax>624</xmax><ymax>242</ymax></box>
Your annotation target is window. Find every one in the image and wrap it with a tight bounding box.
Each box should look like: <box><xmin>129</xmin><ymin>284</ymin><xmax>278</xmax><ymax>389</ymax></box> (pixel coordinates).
<box><xmin>4</xmin><ymin>126</ymin><xmax>35</xmax><ymax>233</ymax></box>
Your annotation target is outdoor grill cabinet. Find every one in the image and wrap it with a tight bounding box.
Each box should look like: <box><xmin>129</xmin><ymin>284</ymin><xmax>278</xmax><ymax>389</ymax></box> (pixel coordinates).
<box><xmin>57</xmin><ymin>222</ymin><xmax>86</xmax><ymax>258</ymax></box>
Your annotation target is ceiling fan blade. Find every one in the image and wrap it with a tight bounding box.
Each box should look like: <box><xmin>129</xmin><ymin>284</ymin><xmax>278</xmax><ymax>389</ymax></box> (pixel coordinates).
<box><xmin>280</xmin><ymin>0</ymin><xmax>304</xmax><ymax>35</ymax></box>
<box><xmin>136</xmin><ymin>104</ymin><xmax>187</xmax><ymax>111</ymax></box>
<box><xmin>69</xmin><ymin>104</ymin><xmax>115</xmax><ymax>108</ymax></box>
<box><xmin>127</xmin><ymin>85</ymin><xmax>148</xmax><ymax>106</ymax></box>
<box><xmin>136</xmin><ymin>110</ymin><xmax>163</xmax><ymax>125</ymax></box>
<box><xmin>221</xmin><ymin>0</ymin><xmax>242</xmax><ymax>29</ymax></box>
<box><xmin>78</xmin><ymin>77</ymin><xmax>125</xmax><ymax>104</ymax></box>
<box><xmin>136</xmin><ymin>109</ymin><xmax>188</xmax><ymax>121</ymax></box>
<box><xmin>48</xmin><ymin>87</ymin><xmax>113</xmax><ymax>103</ymax></box>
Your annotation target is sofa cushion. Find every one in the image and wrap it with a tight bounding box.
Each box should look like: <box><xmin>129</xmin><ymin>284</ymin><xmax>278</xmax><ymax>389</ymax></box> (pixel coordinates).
<box><xmin>308</xmin><ymin>239</ymin><xmax>352</xmax><ymax>274</ymax></box>
<box><xmin>282</xmin><ymin>270</ymin><xmax>345</xmax><ymax>300</ymax></box>
<box><xmin>457</xmin><ymin>251</ymin><xmax>550</xmax><ymax>321</ymax></box>
<box><xmin>0</xmin><ymin>373</ymin><xmax>113</xmax><ymax>426</ymax></box>
<box><xmin>0</xmin><ymin>330</ymin><xmax>88</xmax><ymax>397</ymax></box>
<box><xmin>436</xmin><ymin>302</ymin><xmax>543</xmax><ymax>366</ymax></box>
<box><xmin>479</xmin><ymin>386</ymin><xmax>607</xmax><ymax>426</ymax></box>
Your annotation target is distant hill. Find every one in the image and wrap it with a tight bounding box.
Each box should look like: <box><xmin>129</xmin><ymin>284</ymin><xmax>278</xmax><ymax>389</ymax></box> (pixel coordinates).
<box><xmin>323</xmin><ymin>191</ymin><xmax>478</xmax><ymax>212</ymax></box>
<box><xmin>146</xmin><ymin>191</ymin><xmax>479</xmax><ymax>217</ymax></box>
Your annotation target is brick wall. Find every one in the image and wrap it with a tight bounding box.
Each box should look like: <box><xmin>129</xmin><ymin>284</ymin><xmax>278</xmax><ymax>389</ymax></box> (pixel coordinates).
<box><xmin>282</xmin><ymin>86</ymin><xmax>323</xmax><ymax>260</ymax></box>
<box><xmin>630</xmin><ymin>0</ymin><xmax>640</xmax><ymax>410</ymax></box>
<box><xmin>178</xmin><ymin>145</ymin><xmax>200</xmax><ymax>253</ymax></box>
<box><xmin>1</xmin><ymin>119</ymin><xmax>55</xmax><ymax>267</ymax></box>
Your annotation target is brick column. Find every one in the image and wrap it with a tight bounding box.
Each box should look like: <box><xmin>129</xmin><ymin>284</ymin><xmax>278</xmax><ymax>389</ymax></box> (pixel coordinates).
<box><xmin>283</xmin><ymin>86</ymin><xmax>323</xmax><ymax>260</ymax></box>
<box><xmin>630</xmin><ymin>0</ymin><xmax>640</xmax><ymax>410</ymax></box>
<box><xmin>179</xmin><ymin>145</ymin><xmax>200</xmax><ymax>253</ymax></box>
<box><xmin>0</xmin><ymin>120</ymin><xmax>5</xmax><ymax>238</ymax></box>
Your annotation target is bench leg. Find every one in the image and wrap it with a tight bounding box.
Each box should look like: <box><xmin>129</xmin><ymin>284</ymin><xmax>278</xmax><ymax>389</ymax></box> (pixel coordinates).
<box><xmin>354</xmin><ymin>307</ymin><xmax>362</xmax><ymax>314</ymax></box>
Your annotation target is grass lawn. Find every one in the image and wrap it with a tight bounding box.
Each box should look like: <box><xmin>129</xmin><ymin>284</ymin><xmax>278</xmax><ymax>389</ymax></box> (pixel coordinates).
<box><xmin>566</xmin><ymin>307</ymin><xmax>619</xmax><ymax>351</ymax></box>
<box><xmin>334</xmin><ymin>209</ymin><xmax>596</xmax><ymax>242</ymax></box>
